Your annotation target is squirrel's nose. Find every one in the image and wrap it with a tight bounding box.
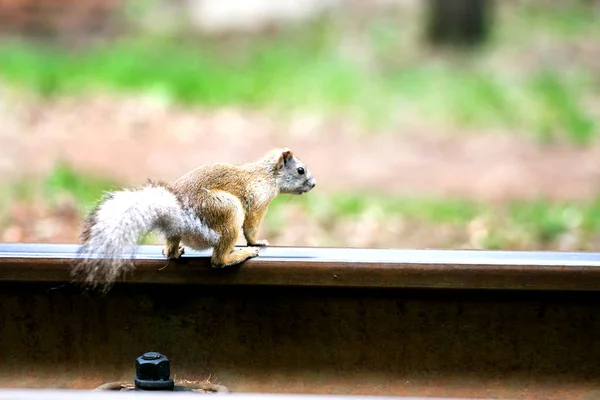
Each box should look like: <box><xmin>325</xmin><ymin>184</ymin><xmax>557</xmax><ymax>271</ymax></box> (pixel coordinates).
<box><xmin>309</xmin><ymin>180</ymin><xmax>316</xmax><ymax>189</ymax></box>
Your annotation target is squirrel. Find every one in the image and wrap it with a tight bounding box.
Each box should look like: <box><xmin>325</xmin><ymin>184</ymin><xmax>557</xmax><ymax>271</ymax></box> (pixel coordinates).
<box><xmin>74</xmin><ymin>147</ymin><xmax>316</xmax><ymax>288</ymax></box>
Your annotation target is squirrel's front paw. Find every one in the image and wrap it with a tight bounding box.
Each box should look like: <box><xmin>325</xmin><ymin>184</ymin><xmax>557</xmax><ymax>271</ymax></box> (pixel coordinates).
<box><xmin>249</xmin><ymin>240</ymin><xmax>270</xmax><ymax>247</ymax></box>
<box><xmin>162</xmin><ymin>245</ymin><xmax>185</xmax><ymax>259</ymax></box>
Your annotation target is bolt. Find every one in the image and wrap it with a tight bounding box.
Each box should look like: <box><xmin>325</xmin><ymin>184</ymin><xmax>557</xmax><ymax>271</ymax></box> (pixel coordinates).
<box><xmin>141</xmin><ymin>352</ymin><xmax>162</xmax><ymax>361</ymax></box>
<box><xmin>134</xmin><ymin>352</ymin><xmax>174</xmax><ymax>391</ymax></box>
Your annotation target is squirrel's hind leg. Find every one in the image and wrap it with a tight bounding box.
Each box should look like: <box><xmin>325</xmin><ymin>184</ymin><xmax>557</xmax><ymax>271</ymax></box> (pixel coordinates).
<box><xmin>212</xmin><ymin>232</ymin><xmax>259</xmax><ymax>268</ymax></box>
<box><xmin>206</xmin><ymin>192</ymin><xmax>260</xmax><ymax>268</ymax></box>
<box><xmin>162</xmin><ymin>236</ymin><xmax>185</xmax><ymax>259</ymax></box>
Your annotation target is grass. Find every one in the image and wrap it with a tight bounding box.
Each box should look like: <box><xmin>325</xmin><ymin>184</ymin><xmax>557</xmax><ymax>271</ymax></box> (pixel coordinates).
<box><xmin>42</xmin><ymin>162</ymin><xmax>120</xmax><ymax>208</ymax></box>
<box><xmin>0</xmin><ymin>163</ymin><xmax>116</xmax><ymax>211</ymax></box>
<box><xmin>0</xmin><ymin>34</ymin><xmax>368</xmax><ymax>110</ymax></box>
<box><xmin>2</xmin><ymin>164</ymin><xmax>596</xmax><ymax>250</ymax></box>
<box><xmin>266</xmin><ymin>192</ymin><xmax>600</xmax><ymax>250</ymax></box>
<box><xmin>267</xmin><ymin>193</ymin><xmax>482</xmax><ymax>227</ymax></box>
<box><xmin>0</xmin><ymin>3</ymin><xmax>598</xmax><ymax>143</ymax></box>
<box><xmin>504</xmin><ymin>1</ymin><xmax>600</xmax><ymax>39</ymax></box>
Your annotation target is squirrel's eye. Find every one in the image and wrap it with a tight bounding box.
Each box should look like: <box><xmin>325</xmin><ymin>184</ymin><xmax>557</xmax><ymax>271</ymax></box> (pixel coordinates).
<box><xmin>297</xmin><ymin>167</ymin><xmax>305</xmax><ymax>175</ymax></box>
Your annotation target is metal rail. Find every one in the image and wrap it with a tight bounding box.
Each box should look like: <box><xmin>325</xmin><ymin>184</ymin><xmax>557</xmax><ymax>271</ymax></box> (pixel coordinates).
<box><xmin>1</xmin><ymin>243</ymin><xmax>600</xmax><ymax>290</ymax></box>
<box><xmin>0</xmin><ymin>390</ymin><xmax>491</xmax><ymax>400</ymax></box>
<box><xmin>4</xmin><ymin>243</ymin><xmax>600</xmax><ymax>398</ymax></box>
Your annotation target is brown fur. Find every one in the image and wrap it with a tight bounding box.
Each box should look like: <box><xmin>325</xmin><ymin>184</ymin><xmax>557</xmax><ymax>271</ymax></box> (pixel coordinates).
<box><xmin>168</xmin><ymin>147</ymin><xmax>315</xmax><ymax>267</ymax></box>
<box><xmin>75</xmin><ymin>148</ymin><xmax>316</xmax><ymax>287</ymax></box>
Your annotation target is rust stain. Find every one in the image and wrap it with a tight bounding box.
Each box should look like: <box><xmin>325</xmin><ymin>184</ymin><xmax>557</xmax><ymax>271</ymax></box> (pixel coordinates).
<box><xmin>2</xmin><ymin>282</ymin><xmax>600</xmax><ymax>399</ymax></box>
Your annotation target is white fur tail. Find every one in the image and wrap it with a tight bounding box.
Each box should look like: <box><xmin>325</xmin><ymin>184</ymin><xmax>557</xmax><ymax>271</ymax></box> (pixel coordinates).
<box><xmin>74</xmin><ymin>182</ymin><xmax>206</xmax><ymax>288</ymax></box>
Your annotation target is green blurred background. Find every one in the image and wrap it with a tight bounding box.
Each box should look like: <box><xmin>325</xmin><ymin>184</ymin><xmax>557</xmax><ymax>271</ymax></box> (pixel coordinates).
<box><xmin>0</xmin><ymin>0</ymin><xmax>599</xmax><ymax>250</ymax></box>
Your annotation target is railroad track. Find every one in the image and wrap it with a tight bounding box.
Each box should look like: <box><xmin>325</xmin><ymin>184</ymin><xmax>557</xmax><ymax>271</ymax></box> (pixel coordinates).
<box><xmin>2</xmin><ymin>243</ymin><xmax>600</xmax><ymax>399</ymax></box>
<box><xmin>2</xmin><ymin>243</ymin><xmax>600</xmax><ymax>290</ymax></box>
<box><xmin>0</xmin><ymin>390</ymin><xmax>485</xmax><ymax>400</ymax></box>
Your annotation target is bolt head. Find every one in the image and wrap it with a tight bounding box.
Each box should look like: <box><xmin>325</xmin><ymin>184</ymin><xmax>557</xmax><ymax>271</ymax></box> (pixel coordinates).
<box><xmin>141</xmin><ymin>352</ymin><xmax>162</xmax><ymax>361</ymax></box>
<box><xmin>136</xmin><ymin>352</ymin><xmax>170</xmax><ymax>381</ymax></box>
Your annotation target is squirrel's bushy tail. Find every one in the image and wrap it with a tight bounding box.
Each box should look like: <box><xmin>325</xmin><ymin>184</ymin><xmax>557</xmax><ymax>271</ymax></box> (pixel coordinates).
<box><xmin>74</xmin><ymin>182</ymin><xmax>205</xmax><ymax>288</ymax></box>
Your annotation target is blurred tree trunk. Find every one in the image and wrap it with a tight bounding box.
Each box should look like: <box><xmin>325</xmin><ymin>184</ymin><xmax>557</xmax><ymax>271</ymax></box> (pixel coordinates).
<box><xmin>426</xmin><ymin>0</ymin><xmax>493</xmax><ymax>47</ymax></box>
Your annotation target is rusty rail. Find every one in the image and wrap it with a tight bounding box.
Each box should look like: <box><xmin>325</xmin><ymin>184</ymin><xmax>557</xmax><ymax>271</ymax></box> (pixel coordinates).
<box><xmin>0</xmin><ymin>389</ymin><xmax>488</xmax><ymax>400</ymax></box>
<box><xmin>3</xmin><ymin>243</ymin><xmax>600</xmax><ymax>399</ymax></box>
<box><xmin>1</xmin><ymin>243</ymin><xmax>600</xmax><ymax>290</ymax></box>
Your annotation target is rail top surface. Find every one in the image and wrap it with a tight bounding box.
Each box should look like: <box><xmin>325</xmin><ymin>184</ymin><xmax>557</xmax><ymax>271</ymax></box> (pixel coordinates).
<box><xmin>2</xmin><ymin>243</ymin><xmax>600</xmax><ymax>291</ymax></box>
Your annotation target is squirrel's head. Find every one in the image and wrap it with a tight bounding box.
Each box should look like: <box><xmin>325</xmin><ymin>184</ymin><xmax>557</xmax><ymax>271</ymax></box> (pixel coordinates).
<box><xmin>270</xmin><ymin>148</ymin><xmax>316</xmax><ymax>195</ymax></box>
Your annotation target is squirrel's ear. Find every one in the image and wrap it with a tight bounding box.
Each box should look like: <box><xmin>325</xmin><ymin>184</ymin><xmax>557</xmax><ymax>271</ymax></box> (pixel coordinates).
<box><xmin>277</xmin><ymin>149</ymin><xmax>293</xmax><ymax>167</ymax></box>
